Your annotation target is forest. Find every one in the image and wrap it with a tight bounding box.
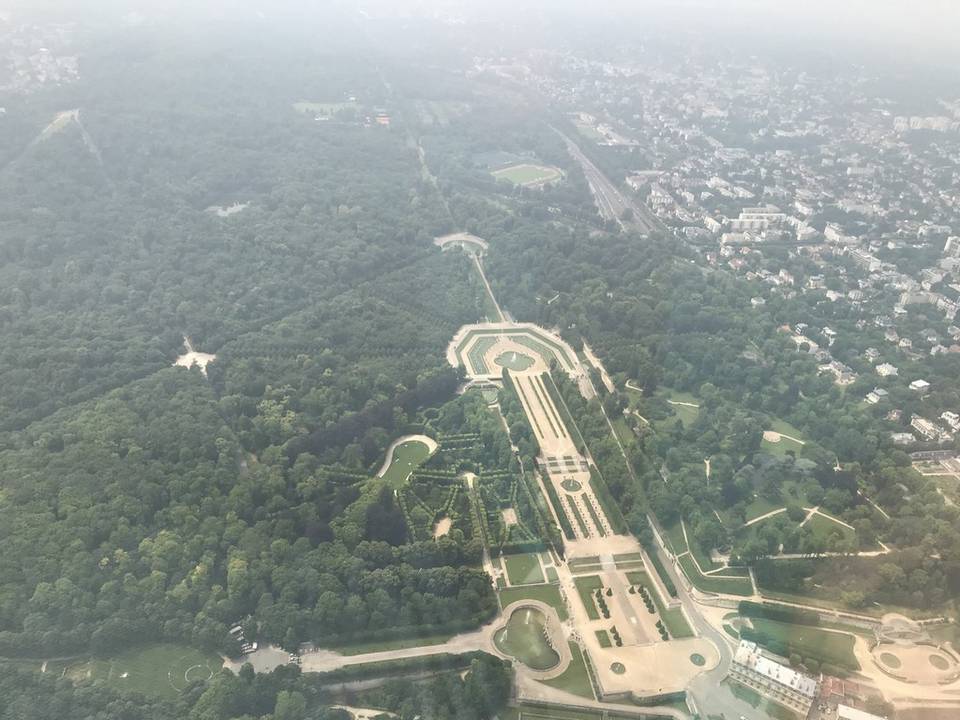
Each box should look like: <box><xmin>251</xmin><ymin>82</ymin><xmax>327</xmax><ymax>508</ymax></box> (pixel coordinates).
<box><xmin>3</xmin><ymin>5</ymin><xmax>960</xmax><ymax>718</ymax></box>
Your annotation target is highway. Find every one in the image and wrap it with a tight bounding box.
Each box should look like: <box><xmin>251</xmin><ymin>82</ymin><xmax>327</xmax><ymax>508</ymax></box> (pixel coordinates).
<box><xmin>555</xmin><ymin>128</ymin><xmax>666</xmax><ymax>236</ymax></box>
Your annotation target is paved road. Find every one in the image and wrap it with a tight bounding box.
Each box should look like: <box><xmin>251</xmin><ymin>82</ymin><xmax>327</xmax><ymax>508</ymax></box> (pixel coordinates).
<box><xmin>555</xmin><ymin>128</ymin><xmax>665</xmax><ymax>235</ymax></box>
<box><xmin>647</xmin><ymin>534</ymin><xmax>767</xmax><ymax>720</ymax></box>
<box><xmin>580</xmin><ymin>355</ymin><xmax>765</xmax><ymax>719</ymax></box>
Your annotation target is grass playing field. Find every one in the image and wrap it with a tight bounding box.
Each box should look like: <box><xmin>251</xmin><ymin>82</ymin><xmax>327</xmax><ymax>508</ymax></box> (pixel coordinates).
<box><xmin>491</xmin><ymin>163</ymin><xmax>563</xmax><ymax>187</ymax></box>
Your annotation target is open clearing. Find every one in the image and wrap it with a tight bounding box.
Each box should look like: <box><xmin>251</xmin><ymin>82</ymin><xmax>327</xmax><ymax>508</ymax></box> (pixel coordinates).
<box><xmin>491</xmin><ymin>163</ymin><xmax>563</xmax><ymax>188</ymax></box>
<box><xmin>432</xmin><ymin>516</ymin><xmax>452</xmax><ymax>538</ymax></box>
<box><xmin>173</xmin><ymin>336</ymin><xmax>216</xmax><ymax>376</ymax></box>
<box><xmin>46</xmin><ymin>643</ymin><xmax>222</xmax><ymax>699</ymax></box>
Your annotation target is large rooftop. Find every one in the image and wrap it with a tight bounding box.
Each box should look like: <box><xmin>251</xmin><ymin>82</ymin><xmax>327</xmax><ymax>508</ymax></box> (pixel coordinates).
<box><xmin>733</xmin><ymin>640</ymin><xmax>819</xmax><ymax>699</ymax></box>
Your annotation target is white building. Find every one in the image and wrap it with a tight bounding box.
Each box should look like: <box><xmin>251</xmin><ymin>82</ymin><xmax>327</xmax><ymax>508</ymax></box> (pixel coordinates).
<box><xmin>941</xmin><ymin>411</ymin><xmax>960</xmax><ymax>432</ymax></box>
<box><xmin>876</xmin><ymin>363</ymin><xmax>899</xmax><ymax>377</ymax></box>
<box><xmin>911</xmin><ymin>415</ymin><xmax>951</xmax><ymax>443</ymax></box>
<box><xmin>729</xmin><ymin>640</ymin><xmax>819</xmax><ymax>715</ymax></box>
<box><xmin>909</xmin><ymin>379</ymin><xmax>931</xmax><ymax>392</ymax></box>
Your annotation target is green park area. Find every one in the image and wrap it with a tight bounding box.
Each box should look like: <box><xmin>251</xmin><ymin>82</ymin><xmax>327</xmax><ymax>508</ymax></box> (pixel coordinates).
<box><xmin>805</xmin><ymin>512</ymin><xmax>856</xmax><ymax>544</ymax></box>
<box><xmin>678</xmin><ymin>554</ymin><xmax>753</xmax><ymax>596</ymax></box>
<box><xmin>649</xmin><ymin>388</ymin><xmax>700</xmax><ymax>430</ymax></box>
<box><xmin>760</xmin><ymin>418</ymin><xmax>807</xmax><ymax>456</ymax></box>
<box><xmin>747</xmin><ymin>618</ymin><xmax>859</xmax><ymax>670</ymax></box>
<box><xmin>379</xmin><ymin>439</ymin><xmax>434</xmax><ymax>487</ymax></box>
<box><xmin>500</xmin><ymin>584</ymin><xmax>569</xmax><ymax>621</ymax></box>
<box><xmin>542</xmin><ymin>641</ymin><xmax>595</xmax><ymax>698</ymax></box>
<box><xmin>45</xmin><ymin>643</ymin><xmax>222</xmax><ymax>700</ymax></box>
<box><xmin>505</xmin><ymin>553</ymin><xmax>546</xmax><ymax>585</ymax></box>
<box><xmin>494</xmin><ymin>607</ymin><xmax>560</xmax><ymax>671</ymax></box>
<box><xmin>662</xmin><ymin>522</ymin><xmax>753</xmax><ymax>595</ymax></box>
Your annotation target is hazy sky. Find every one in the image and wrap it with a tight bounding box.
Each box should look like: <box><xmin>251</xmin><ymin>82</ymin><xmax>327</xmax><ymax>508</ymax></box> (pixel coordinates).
<box><xmin>6</xmin><ymin>0</ymin><xmax>959</xmax><ymax>64</ymax></box>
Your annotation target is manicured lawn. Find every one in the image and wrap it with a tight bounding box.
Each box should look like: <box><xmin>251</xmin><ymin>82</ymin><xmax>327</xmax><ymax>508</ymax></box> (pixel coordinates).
<box><xmin>380</xmin><ymin>439</ymin><xmax>434</xmax><ymax>487</ymax></box>
<box><xmin>626</xmin><ymin>571</ymin><xmax>693</xmax><ymax>639</ymax></box>
<box><xmin>332</xmin><ymin>632</ymin><xmax>453</xmax><ymax>655</ymax></box>
<box><xmin>761</xmin><ymin>436</ymin><xmax>804</xmax><ymax>457</ymax></box>
<box><xmin>568</xmin><ymin>556</ymin><xmax>601</xmax><ymax>571</ymax></box>
<box><xmin>505</xmin><ymin>553</ymin><xmax>545</xmax><ymax>585</ymax></box>
<box><xmin>500</xmin><ymin>585</ymin><xmax>569</xmax><ymax>621</ymax></box>
<box><xmin>645</xmin><ymin>549</ymin><xmax>678</xmax><ymax>598</ymax></box>
<box><xmin>584</xmin><ymin>501</ymin><xmax>607</xmax><ymax>537</ymax></box>
<box><xmin>749</xmin><ymin>618</ymin><xmax>859</xmax><ymax>669</ymax></box>
<box><xmin>545</xmin><ymin>566</ymin><xmax>559</xmax><ymax>583</ymax></box>
<box><xmin>565</xmin><ymin>496</ymin><xmax>589</xmax><ymax>536</ymax></box>
<box><xmin>743</xmin><ymin>495</ymin><xmax>782</xmax><ymax>523</ymax></box>
<box><xmin>504</xmin><ymin>705</ymin><xmax>604</xmax><ymax>720</ymax></box>
<box><xmin>678</xmin><ymin>554</ymin><xmax>753</xmax><ymax>596</ymax></box>
<box><xmin>663</xmin><ymin>521</ymin><xmax>688</xmax><ymax>555</ymax></box>
<box><xmin>542</xmin><ymin>642</ymin><xmax>595</xmax><ymax>699</ymax></box>
<box><xmin>690</xmin><ymin>537</ymin><xmax>721</xmax><ymax>572</ymax></box>
<box><xmin>49</xmin><ymin>643</ymin><xmax>223</xmax><ymax>699</ymax></box>
<box><xmin>761</xmin><ymin>418</ymin><xmax>806</xmax><ymax>457</ymax></box>
<box><xmin>595</xmin><ymin>629</ymin><xmax>612</xmax><ymax>647</ymax></box>
<box><xmin>574</xmin><ymin>575</ymin><xmax>603</xmax><ymax>620</ymax></box>
<box><xmin>769</xmin><ymin>417</ymin><xmax>805</xmax><ymax>439</ymax></box>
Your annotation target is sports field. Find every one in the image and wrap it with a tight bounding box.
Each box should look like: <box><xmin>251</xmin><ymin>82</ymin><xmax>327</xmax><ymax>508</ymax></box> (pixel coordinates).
<box><xmin>46</xmin><ymin>643</ymin><xmax>222</xmax><ymax>699</ymax></box>
<box><xmin>491</xmin><ymin>163</ymin><xmax>563</xmax><ymax>187</ymax></box>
